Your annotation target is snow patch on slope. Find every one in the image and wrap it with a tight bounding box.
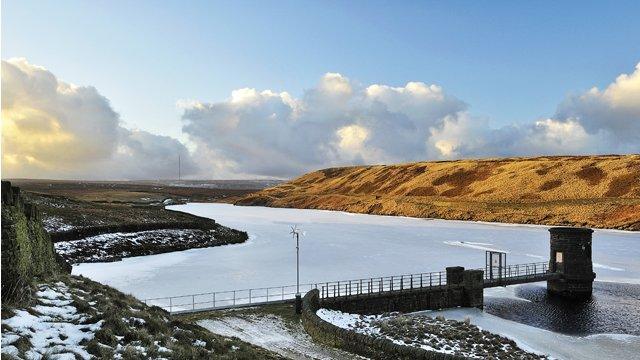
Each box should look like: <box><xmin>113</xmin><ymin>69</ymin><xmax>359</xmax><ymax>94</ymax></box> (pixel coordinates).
<box><xmin>1</xmin><ymin>282</ymin><xmax>103</xmax><ymax>360</ymax></box>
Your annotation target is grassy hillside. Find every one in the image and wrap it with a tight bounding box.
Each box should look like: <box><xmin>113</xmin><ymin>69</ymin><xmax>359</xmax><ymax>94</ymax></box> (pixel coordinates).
<box><xmin>1</xmin><ymin>274</ymin><xmax>284</xmax><ymax>359</ymax></box>
<box><xmin>1</xmin><ymin>181</ymin><xmax>282</xmax><ymax>359</ymax></box>
<box><xmin>236</xmin><ymin>155</ymin><xmax>640</xmax><ymax>230</ymax></box>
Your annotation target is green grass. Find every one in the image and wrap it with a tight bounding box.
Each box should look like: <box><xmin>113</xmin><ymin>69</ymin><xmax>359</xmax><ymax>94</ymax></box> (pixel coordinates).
<box><xmin>180</xmin><ymin>302</ymin><xmax>301</xmax><ymax>330</ymax></box>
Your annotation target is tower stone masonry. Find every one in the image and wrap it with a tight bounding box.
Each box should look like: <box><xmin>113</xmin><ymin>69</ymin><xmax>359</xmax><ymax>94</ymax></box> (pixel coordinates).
<box><xmin>547</xmin><ymin>227</ymin><xmax>596</xmax><ymax>298</ymax></box>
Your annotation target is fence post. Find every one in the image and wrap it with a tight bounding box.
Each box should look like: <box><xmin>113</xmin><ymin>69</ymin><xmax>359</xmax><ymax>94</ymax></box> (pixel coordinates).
<box><xmin>192</xmin><ymin>295</ymin><xmax>195</xmax><ymax>310</ymax></box>
<box><xmin>249</xmin><ymin>289</ymin><xmax>252</xmax><ymax>304</ymax></box>
<box><xmin>169</xmin><ymin>297</ymin><xmax>172</xmax><ymax>313</ymax></box>
<box><xmin>213</xmin><ymin>293</ymin><xmax>216</xmax><ymax>308</ymax></box>
<box><xmin>233</xmin><ymin>290</ymin><xmax>236</xmax><ymax>306</ymax></box>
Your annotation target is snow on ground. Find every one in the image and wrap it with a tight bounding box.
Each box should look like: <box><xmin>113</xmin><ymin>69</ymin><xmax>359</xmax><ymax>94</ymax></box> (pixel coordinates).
<box><xmin>1</xmin><ymin>282</ymin><xmax>103</xmax><ymax>359</ymax></box>
<box><xmin>197</xmin><ymin>313</ymin><xmax>362</xmax><ymax>360</ymax></box>
<box><xmin>317</xmin><ymin>308</ymin><xmax>545</xmax><ymax>359</ymax></box>
<box><xmin>316</xmin><ymin>308</ymin><xmax>367</xmax><ymax>330</ymax></box>
<box><xmin>55</xmin><ymin>228</ymin><xmax>220</xmax><ymax>264</ymax></box>
<box><xmin>418</xmin><ymin>307</ymin><xmax>640</xmax><ymax>360</ymax></box>
<box><xmin>42</xmin><ymin>216</ymin><xmax>75</xmax><ymax>232</ymax></box>
<box><xmin>1</xmin><ymin>277</ymin><xmax>232</xmax><ymax>359</ymax></box>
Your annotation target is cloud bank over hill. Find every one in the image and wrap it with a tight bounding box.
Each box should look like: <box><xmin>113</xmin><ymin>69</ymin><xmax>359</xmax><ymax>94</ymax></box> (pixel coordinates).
<box><xmin>181</xmin><ymin>65</ymin><xmax>640</xmax><ymax>177</ymax></box>
<box><xmin>2</xmin><ymin>58</ymin><xmax>638</xmax><ymax>179</ymax></box>
<box><xmin>1</xmin><ymin>58</ymin><xmax>197</xmax><ymax>180</ymax></box>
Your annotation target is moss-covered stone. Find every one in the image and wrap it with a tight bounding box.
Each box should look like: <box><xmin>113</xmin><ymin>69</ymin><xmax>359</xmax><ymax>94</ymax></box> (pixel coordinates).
<box><xmin>1</xmin><ymin>181</ymin><xmax>68</xmax><ymax>304</ymax></box>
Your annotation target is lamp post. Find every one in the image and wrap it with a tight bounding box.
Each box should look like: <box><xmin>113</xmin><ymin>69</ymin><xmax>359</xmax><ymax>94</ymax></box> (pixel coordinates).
<box><xmin>291</xmin><ymin>225</ymin><xmax>302</xmax><ymax>314</ymax></box>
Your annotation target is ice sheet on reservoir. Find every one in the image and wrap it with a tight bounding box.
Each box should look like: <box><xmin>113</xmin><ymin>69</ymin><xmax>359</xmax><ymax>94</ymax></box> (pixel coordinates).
<box><xmin>73</xmin><ymin>203</ymin><xmax>640</xmax><ymax>300</ymax></box>
<box><xmin>419</xmin><ymin>307</ymin><xmax>640</xmax><ymax>360</ymax></box>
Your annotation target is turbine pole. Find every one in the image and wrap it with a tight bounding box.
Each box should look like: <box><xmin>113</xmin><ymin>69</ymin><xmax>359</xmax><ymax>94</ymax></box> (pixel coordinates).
<box><xmin>291</xmin><ymin>225</ymin><xmax>303</xmax><ymax>314</ymax></box>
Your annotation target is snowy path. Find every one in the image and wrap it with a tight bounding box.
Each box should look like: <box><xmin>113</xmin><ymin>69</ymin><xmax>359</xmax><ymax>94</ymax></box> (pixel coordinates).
<box><xmin>198</xmin><ymin>315</ymin><xmax>363</xmax><ymax>360</ymax></box>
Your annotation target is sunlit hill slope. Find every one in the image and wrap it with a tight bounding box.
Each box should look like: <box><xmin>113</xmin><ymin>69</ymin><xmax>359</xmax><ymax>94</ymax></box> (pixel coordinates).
<box><xmin>236</xmin><ymin>155</ymin><xmax>640</xmax><ymax>230</ymax></box>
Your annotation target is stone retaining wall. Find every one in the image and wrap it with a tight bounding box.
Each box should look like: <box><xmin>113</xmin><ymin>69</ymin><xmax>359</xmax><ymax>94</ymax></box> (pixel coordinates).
<box><xmin>302</xmin><ymin>289</ymin><xmax>465</xmax><ymax>360</ymax></box>
<box><xmin>321</xmin><ymin>268</ymin><xmax>484</xmax><ymax>315</ymax></box>
<box><xmin>1</xmin><ymin>181</ymin><xmax>70</xmax><ymax>303</ymax></box>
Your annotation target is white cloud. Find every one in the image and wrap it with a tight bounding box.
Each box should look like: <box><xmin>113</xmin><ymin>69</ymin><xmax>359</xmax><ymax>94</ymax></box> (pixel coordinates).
<box><xmin>181</xmin><ymin>65</ymin><xmax>640</xmax><ymax>177</ymax></box>
<box><xmin>1</xmin><ymin>58</ymin><xmax>197</xmax><ymax>180</ymax></box>
<box><xmin>181</xmin><ymin>73</ymin><xmax>468</xmax><ymax>177</ymax></box>
<box><xmin>4</xmin><ymin>57</ymin><xmax>638</xmax><ymax>180</ymax></box>
<box><xmin>555</xmin><ymin>63</ymin><xmax>640</xmax><ymax>143</ymax></box>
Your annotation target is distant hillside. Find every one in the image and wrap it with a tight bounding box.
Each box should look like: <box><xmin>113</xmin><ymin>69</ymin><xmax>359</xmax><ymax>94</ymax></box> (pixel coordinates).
<box><xmin>236</xmin><ymin>155</ymin><xmax>640</xmax><ymax>230</ymax></box>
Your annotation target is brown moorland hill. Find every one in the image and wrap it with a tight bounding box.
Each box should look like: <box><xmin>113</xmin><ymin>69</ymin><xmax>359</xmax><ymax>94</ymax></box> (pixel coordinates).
<box><xmin>235</xmin><ymin>155</ymin><xmax>640</xmax><ymax>230</ymax></box>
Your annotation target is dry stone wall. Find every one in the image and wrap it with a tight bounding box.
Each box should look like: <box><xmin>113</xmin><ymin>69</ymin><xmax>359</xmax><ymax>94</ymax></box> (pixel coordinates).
<box><xmin>302</xmin><ymin>289</ymin><xmax>465</xmax><ymax>360</ymax></box>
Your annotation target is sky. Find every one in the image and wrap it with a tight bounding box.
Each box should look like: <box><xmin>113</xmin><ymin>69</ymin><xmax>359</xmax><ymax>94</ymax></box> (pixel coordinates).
<box><xmin>2</xmin><ymin>0</ymin><xmax>640</xmax><ymax>179</ymax></box>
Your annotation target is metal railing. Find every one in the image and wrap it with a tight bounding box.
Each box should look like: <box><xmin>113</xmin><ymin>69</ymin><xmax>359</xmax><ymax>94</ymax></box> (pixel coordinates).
<box><xmin>484</xmin><ymin>261</ymin><xmax>548</xmax><ymax>282</ymax></box>
<box><xmin>144</xmin><ymin>270</ymin><xmax>448</xmax><ymax>314</ymax></box>
<box><xmin>320</xmin><ymin>270</ymin><xmax>448</xmax><ymax>299</ymax></box>
<box><xmin>144</xmin><ymin>262</ymin><xmax>550</xmax><ymax>314</ymax></box>
<box><xmin>143</xmin><ymin>283</ymin><xmax>321</xmax><ymax>314</ymax></box>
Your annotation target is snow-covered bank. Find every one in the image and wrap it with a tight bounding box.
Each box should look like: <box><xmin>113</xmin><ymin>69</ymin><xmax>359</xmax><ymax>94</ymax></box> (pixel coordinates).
<box><xmin>417</xmin><ymin>307</ymin><xmax>640</xmax><ymax>360</ymax></box>
<box><xmin>55</xmin><ymin>227</ymin><xmax>245</xmax><ymax>264</ymax></box>
<box><xmin>2</xmin><ymin>282</ymin><xmax>103</xmax><ymax>359</ymax></box>
<box><xmin>1</xmin><ymin>276</ymin><xmax>281</xmax><ymax>359</ymax></box>
<box><xmin>316</xmin><ymin>308</ymin><xmax>546</xmax><ymax>359</ymax></box>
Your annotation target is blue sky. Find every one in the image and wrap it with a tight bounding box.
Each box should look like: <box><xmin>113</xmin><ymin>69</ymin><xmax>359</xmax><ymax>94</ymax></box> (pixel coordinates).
<box><xmin>2</xmin><ymin>1</ymin><xmax>639</xmax><ymax>179</ymax></box>
<box><xmin>4</xmin><ymin>0</ymin><xmax>639</xmax><ymax>140</ymax></box>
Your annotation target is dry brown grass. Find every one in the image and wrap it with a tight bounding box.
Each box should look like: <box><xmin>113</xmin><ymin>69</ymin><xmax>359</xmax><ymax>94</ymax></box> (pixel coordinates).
<box><xmin>236</xmin><ymin>155</ymin><xmax>640</xmax><ymax>230</ymax></box>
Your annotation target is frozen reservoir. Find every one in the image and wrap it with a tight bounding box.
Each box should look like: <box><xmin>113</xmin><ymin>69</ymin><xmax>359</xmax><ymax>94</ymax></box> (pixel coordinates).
<box><xmin>74</xmin><ymin>203</ymin><xmax>640</xmax><ymax>298</ymax></box>
<box><xmin>73</xmin><ymin>203</ymin><xmax>640</xmax><ymax>359</ymax></box>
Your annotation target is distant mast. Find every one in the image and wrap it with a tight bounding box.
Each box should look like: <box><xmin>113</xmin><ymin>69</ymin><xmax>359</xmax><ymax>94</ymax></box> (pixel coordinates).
<box><xmin>178</xmin><ymin>154</ymin><xmax>181</xmax><ymax>181</ymax></box>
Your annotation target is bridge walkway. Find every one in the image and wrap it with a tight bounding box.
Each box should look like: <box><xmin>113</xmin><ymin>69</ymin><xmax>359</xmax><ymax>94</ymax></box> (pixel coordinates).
<box><xmin>144</xmin><ymin>261</ymin><xmax>549</xmax><ymax>314</ymax></box>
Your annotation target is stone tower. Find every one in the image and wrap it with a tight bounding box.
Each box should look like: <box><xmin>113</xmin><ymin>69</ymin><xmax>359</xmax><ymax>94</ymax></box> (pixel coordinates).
<box><xmin>547</xmin><ymin>227</ymin><xmax>596</xmax><ymax>298</ymax></box>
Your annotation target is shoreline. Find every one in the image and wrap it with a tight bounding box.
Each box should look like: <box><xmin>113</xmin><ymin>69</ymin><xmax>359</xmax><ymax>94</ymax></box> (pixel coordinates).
<box><xmin>221</xmin><ymin>201</ymin><xmax>640</xmax><ymax>233</ymax></box>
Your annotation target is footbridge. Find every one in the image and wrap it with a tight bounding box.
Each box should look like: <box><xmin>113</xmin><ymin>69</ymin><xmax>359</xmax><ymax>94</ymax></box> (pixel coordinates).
<box><xmin>145</xmin><ymin>261</ymin><xmax>550</xmax><ymax>314</ymax></box>
<box><xmin>145</xmin><ymin>227</ymin><xmax>594</xmax><ymax>315</ymax></box>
